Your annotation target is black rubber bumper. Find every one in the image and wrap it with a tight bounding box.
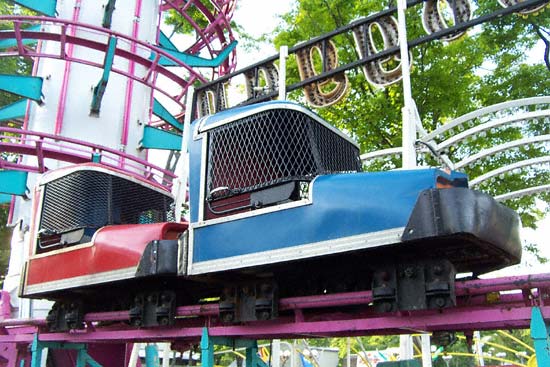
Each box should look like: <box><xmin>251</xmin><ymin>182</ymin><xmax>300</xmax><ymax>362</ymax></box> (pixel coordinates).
<box><xmin>136</xmin><ymin>240</ymin><xmax>179</xmax><ymax>277</ymax></box>
<box><xmin>401</xmin><ymin>188</ymin><xmax>522</xmax><ymax>274</ymax></box>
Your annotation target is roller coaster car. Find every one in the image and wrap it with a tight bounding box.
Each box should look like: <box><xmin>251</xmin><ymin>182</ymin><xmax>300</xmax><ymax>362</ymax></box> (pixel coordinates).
<box><xmin>19</xmin><ymin>101</ymin><xmax>521</xmax><ymax>328</ymax></box>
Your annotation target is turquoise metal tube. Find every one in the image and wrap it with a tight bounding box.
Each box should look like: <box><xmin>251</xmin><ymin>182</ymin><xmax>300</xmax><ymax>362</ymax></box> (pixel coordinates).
<box><xmin>531</xmin><ymin>307</ymin><xmax>550</xmax><ymax>367</ymax></box>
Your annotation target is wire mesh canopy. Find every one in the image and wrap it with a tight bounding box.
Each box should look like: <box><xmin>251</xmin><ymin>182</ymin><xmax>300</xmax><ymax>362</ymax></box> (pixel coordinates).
<box><xmin>40</xmin><ymin>170</ymin><xmax>175</xmax><ymax>236</ymax></box>
<box><xmin>206</xmin><ymin>108</ymin><xmax>362</xmax><ymax>200</ymax></box>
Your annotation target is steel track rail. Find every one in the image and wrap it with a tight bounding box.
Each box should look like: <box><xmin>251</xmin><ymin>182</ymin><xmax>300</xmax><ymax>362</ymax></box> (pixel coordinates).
<box><xmin>0</xmin><ymin>273</ymin><xmax>548</xmax><ymax>343</ymax></box>
<box><xmin>0</xmin><ymin>126</ymin><xmax>176</xmax><ymax>189</ymax></box>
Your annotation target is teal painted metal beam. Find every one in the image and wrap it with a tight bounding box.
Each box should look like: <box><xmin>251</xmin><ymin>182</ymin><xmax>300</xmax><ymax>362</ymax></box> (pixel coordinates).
<box><xmin>29</xmin><ymin>334</ymin><xmax>103</xmax><ymax>367</ymax></box>
<box><xmin>201</xmin><ymin>328</ymin><xmax>268</xmax><ymax>367</ymax></box>
<box><xmin>159</xmin><ymin>31</ymin><xmax>178</xmax><ymax>51</ymax></box>
<box><xmin>0</xmin><ymin>194</ymin><xmax>12</xmax><ymax>205</ymax></box>
<box><xmin>152</xmin><ymin>40</ymin><xmax>237</xmax><ymax>68</ymax></box>
<box><xmin>102</xmin><ymin>0</ymin><xmax>117</xmax><ymax>28</ymax></box>
<box><xmin>11</xmin><ymin>0</ymin><xmax>57</xmax><ymax>16</ymax></box>
<box><xmin>201</xmin><ymin>328</ymin><xmax>215</xmax><ymax>367</ymax></box>
<box><xmin>91</xmin><ymin>152</ymin><xmax>102</xmax><ymax>163</ymax></box>
<box><xmin>141</xmin><ymin>126</ymin><xmax>182</xmax><ymax>150</ymax></box>
<box><xmin>0</xmin><ymin>99</ymin><xmax>27</xmax><ymax>122</ymax></box>
<box><xmin>0</xmin><ymin>75</ymin><xmax>42</xmax><ymax>102</ymax></box>
<box><xmin>76</xmin><ymin>350</ymin><xmax>103</xmax><ymax>367</ymax></box>
<box><xmin>145</xmin><ymin>344</ymin><xmax>160</xmax><ymax>367</ymax></box>
<box><xmin>531</xmin><ymin>307</ymin><xmax>550</xmax><ymax>367</ymax></box>
<box><xmin>153</xmin><ymin>98</ymin><xmax>183</xmax><ymax>130</ymax></box>
<box><xmin>90</xmin><ymin>36</ymin><xmax>117</xmax><ymax>115</ymax></box>
<box><xmin>0</xmin><ymin>24</ymin><xmax>41</xmax><ymax>49</ymax></box>
<box><xmin>0</xmin><ymin>170</ymin><xmax>27</xmax><ymax>196</ymax></box>
<box><xmin>377</xmin><ymin>361</ymin><xmax>421</xmax><ymax>367</ymax></box>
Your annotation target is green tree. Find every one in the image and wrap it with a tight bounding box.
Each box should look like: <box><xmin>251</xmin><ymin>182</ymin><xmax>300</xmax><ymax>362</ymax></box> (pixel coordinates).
<box><xmin>270</xmin><ymin>0</ymin><xmax>549</xmax><ymax>229</ymax></box>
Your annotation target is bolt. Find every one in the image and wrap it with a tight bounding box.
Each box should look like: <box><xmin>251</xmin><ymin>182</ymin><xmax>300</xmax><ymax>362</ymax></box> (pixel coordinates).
<box><xmin>221</xmin><ymin>313</ymin><xmax>234</xmax><ymax>323</ymax></box>
<box><xmin>381</xmin><ymin>302</ymin><xmax>393</xmax><ymax>312</ymax></box>
<box><xmin>435</xmin><ymin>297</ymin><xmax>446</xmax><ymax>308</ymax></box>
<box><xmin>257</xmin><ymin>311</ymin><xmax>271</xmax><ymax>320</ymax></box>
<box><xmin>433</xmin><ymin>265</ymin><xmax>443</xmax><ymax>275</ymax></box>
<box><xmin>403</xmin><ymin>267</ymin><xmax>415</xmax><ymax>278</ymax></box>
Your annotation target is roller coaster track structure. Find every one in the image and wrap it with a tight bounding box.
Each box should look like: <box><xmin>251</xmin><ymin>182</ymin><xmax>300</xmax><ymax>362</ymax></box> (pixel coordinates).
<box><xmin>361</xmin><ymin>96</ymin><xmax>550</xmax><ymax>202</ymax></box>
<box><xmin>0</xmin><ymin>273</ymin><xmax>549</xmax><ymax>362</ymax></box>
<box><xmin>0</xmin><ymin>126</ymin><xmax>176</xmax><ymax>190</ymax></box>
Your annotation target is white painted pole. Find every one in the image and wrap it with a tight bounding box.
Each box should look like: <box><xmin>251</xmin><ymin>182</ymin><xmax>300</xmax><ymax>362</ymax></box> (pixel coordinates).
<box><xmin>173</xmin><ymin>86</ymin><xmax>195</xmax><ymax>222</ymax></box>
<box><xmin>474</xmin><ymin>331</ymin><xmax>485</xmax><ymax>366</ymax></box>
<box><xmin>397</xmin><ymin>0</ymin><xmax>417</xmax><ymax>169</ymax></box>
<box><xmin>278</xmin><ymin>46</ymin><xmax>289</xmax><ymax>100</ymax></box>
<box><xmin>272</xmin><ymin>339</ymin><xmax>281</xmax><ymax>367</ymax></box>
<box><xmin>162</xmin><ymin>343</ymin><xmax>170</xmax><ymax>367</ymax></box>
<box><xmin>396</xmin><ymin>1</ymin><xmax>418</xmax><ymax>357</ymax></box>
<box><xmin>399</xmin><ymin>335</ymin><xmax>414</xmax><ymax>360</ymax></box>
<box><xmin>421</xmin><ymin>334</ymin><xmax>433</xmax><ymax>367</ymax></box>
<box><xmin>128</xmin><ymin>343</ymin><xmax>142</xmax><ymax>367</ymax></box>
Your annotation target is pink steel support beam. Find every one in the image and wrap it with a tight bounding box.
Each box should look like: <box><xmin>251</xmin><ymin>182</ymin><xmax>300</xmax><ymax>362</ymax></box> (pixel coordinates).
<box><xmin>54</xmin><ymin>0</ymin><xmax>82</xmax><ymax>136</ymax></box>
<box><xmin>13</xmin><ymin>22</ymin><xmax>26</xmax><ymax>56</ymax></box>
<box><xmin>0</xmin><ymin>273</ymin><xmax>548</xmax><ymax>344</ymax></box>
<box><xmin>0</xmin><ymin>304</ymin><xmax>547</xmax><ymax>344</ymax></box>
<box><xmin>7</xmin><ymin>196</ymin><xmax>15</xmax><ymax>224</ymax></box>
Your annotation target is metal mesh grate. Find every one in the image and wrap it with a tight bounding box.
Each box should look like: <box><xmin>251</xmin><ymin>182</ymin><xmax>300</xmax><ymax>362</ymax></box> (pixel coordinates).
<box><xmin>40</xmin><ymin>170</ymin><xmax>175</xmax><ymax>235</ymax></box>
<box><xmin>206</xmin><ymin>108</ymin><xmax>361</xmax><ymax>199</ymax></box>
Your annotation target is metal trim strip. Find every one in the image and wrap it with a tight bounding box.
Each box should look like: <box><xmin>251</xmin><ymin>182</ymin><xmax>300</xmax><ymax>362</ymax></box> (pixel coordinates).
<box><xmin>197</xmin><ymin>102</ymin><xmax>359</xmax><ymax>147</ymax></box>
<box><xmin>24</xmin><ymin>267</ymin><xmax>137</xmax><ymax>295</ymax></box>
<box><xmin>188</xmin><ymin>227</ymin><xmax>404</xmax><ymax>275</ymax></box>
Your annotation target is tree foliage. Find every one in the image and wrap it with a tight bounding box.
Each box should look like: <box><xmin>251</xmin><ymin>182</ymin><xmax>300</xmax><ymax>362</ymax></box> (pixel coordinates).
<box><xmin>0</xmin><ymin>2</ymin><xmax>33</xmax><ymax>106</ymax></box>
<box><xmin>271</xmin><ymin>0</ymin><xmax>550</xmax><ymax>229</ymax></box>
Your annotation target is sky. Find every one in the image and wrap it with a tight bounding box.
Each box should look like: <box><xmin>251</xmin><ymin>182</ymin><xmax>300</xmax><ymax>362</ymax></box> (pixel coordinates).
<box><xmin>231</xmin><ymin>0</ymin><xmax>294</xmax><ymax>66</ymax></box>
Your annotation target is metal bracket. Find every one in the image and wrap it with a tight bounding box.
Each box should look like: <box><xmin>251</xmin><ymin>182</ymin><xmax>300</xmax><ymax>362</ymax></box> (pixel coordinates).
<box><xmin>0</xmin><ymin>170</ymin><xmax>28</xmax><ymax>196</ymax></box>
<box><xmin>0</xmin><ymin>99</ymin><xmax>28</xmax><ymax>122</ymax></box>
<box><xmin>101</xmin><ymin>0</ymin><xmax>116</xmax><ymax>28</ymax></box>
<box><xmin>372</xmin><ymin>259</ymin><xmax>456</xmax><ymax>312</ymax></box>
<box><xmin>201</xmin><ymin>328</ymin><xmax>268</xmax><ymax>367</ymax></box>
<box><xmin>152</xmin><ymin>98</ymin><xmax>183</xmax><ymax>130</ymax></box>
<box><xmin>90</xmin><ymin>36</ymin><xmax>117</xmax><ymax>115</ymax></box>
<box><xmin>45</xmin><ymin>301</ymin><xmax>84</xmax><ymax>332</ymax></box>
<box><xmin>219</xmin><ymin>281</ymin><xmax>278</xmax><ymax>323</ymax></box>
<box><xmin>0</xmin><ymin>75</ymin><xmax>43</xmax><ymax>103</ymax></box>
<box><xmin>128</xmin><ymin>291</ymin><xmax>176</xmax><ymax>327</ymax></box>
<box><xmin>153</xmin><ymin>40</ymin><xmax>238</xmax><ymax>68</ymax></box>
<box><xmin>12</xmin><ymin>0</ymin><xmax>57</xmax><ymax>16</ymax></box>
<box><xmin>141</xmin><ymin>126</ymin><xmax>182</xmax><ymax>150</ymax></box>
